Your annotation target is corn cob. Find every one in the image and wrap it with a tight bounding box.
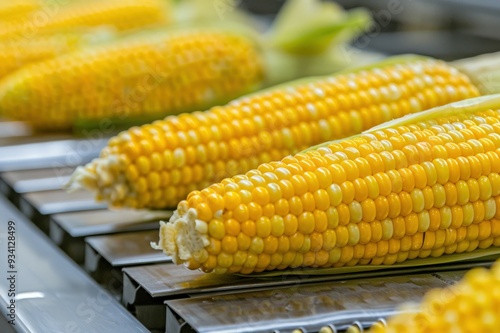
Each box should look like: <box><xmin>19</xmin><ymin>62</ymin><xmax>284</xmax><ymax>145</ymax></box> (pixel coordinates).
<box><xmin>0</xmin><ymin>0</ymin><xmax>39</xmax><ymax>20</ymax></box>
<box><xmin>67</xmin><ymin>55</ymin><xmax>482</xmax><ymax>209</ymax></box>
<box><xmin>368</xmin><ymin>260</ymin><xmax>500</xmax><ymax>333</ymax></box>
<box><xmin>0</xmin><ymin>0</ymin><xmax>257</xmax><ymax>90</ymax></box>
<box><xmin>0</xmin><ymin>0</ymin><xmax>170</xmax><ymax>39</ymax></box>
<box><xmin>0</xmin><ymin>28</ymin><xmax>116</xmax><ymax>79</ymax></box>
<box><xmin>152</xmin><ymin>93</ymin><xmax>500</xmax><ymax>274</ymax></box>
<box><xmin>0</xmin><ymin>29</ymin><xmax>264</xmax><ymax>130</ymax></box>
<box><xmin>0</xmin><ymin>0</ymin><xmax>372</xmax><ymax>131</ymax></box>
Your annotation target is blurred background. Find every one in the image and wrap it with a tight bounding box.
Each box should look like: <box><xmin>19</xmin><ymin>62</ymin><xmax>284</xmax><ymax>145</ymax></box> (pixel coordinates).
<box><xmin>241</xmin><ymin>0</ymin><xmax>500</xmax><ymax>61</ymax></box>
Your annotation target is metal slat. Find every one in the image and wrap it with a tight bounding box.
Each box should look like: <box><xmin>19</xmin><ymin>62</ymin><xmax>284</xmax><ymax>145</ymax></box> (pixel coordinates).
<box><xmin>85</xmin><ymin>230</ymin><xmax>169</xmax><ymax>268</ymax></box>
<box><xmin>19</xmin><ymin>190</ymin><xmax>106</xmax><ymax>219</ymax></box>
<box><xmin>0</xmin><ymin>195</ymin><xmax>149</xmax><ymax>333</ymax></box>
<box><xmin>1</xmin><ymin>168</ymin><xmax>75</xmax><ymax>194</ymax></box>
<box><xmin>20</xmin><ymin>190</ymin><xmax>106</xmax><ymax>216</ymax></box>
<box><xmin>84</xmin><ymin>230</ymin><xmax>170</xmax><ymax>295</ymax></box>
<box><xmin>122</xmin><ymin>260</ymin><xmax>492</xmax><ymax>331</ymax></box>
<box><xmin>0</xmin><ymin>121</ymin><xmax>32</xmax><ymax>139</ymax></box>
<box><xmin>122</xmin><ymin>260</ymin><xmax>491</xmax><ymax>302</ymax></box>
<box><xmin>0</xmin><ymin>135</ymin><xmax>72</xmax><ymax>146</ymax></box>
<box><xmin>0</xmin><ymin>138</ymin><xmax>107</xmax><ymax>172</ymax></box>
<box><xmin>123</xmin><ymin>263</ymin><xmax>359</xmax><ymax>301</ymax></box>
<box><xmin>165</xmin><ymin>272</ymin><xmax>464</xmax><ymax>333</ymax></box>
<box><xmin>0</xmin><ymin>177</ymin><xmax>10</xmax><ymax>197</ymax></box>
<box><xmin>18</xmin><ymin>190</ymin><xmax>107</xmax><ymax>233</ymax></box>
<box><xmin>0</xmin><ymin>168</ymin><xmax>75</xmax><ymax>208</ymax></box>
<box><xmin>51</xmin><ymin>209</ymin><xmax>170</xmax><ymax>239</ymax></box>
<box><xmin>0</xmin><ymin>311</ymin><xmax>16</xmax><ymax>333</ymax></box>
<box><xmin>49</xmin><ymin>209</ymin><xmax>170</xmax><ymax>263</ymax></box>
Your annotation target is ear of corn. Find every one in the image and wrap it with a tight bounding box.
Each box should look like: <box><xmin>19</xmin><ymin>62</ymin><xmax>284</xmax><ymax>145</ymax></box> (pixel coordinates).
<box><xmin>67</xmin><ymin>55</ymin><xmax>481</xmax><ymax>208</ymax></box>
<box><xmin>0</xmin><ymin>28</ymin><xmax>116</xmax><ymax>79</ymax></box>
<box><xmin>368</xmin><ymin>259</ymin><xmax>500</xmax><ymax>333</ymax></box>
<box><xmin>0</xmin><ymin>29</ymin><xmax>265</xmax><ymax>130</ymax></box>
<box><xmin>152</xmin><ymin>94</ymin><xmax>500</xmax><ymax>274</ymax></box>
<box><xmin>0</xmin><ymin>0</ymin><xmax>170</xmax><ymax>39</ymax></box>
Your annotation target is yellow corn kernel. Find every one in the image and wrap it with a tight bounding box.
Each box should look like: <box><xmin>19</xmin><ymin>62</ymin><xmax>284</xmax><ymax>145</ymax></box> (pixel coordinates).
<box><xmin>0</xmin><ymin>0</ymin><xmax>39</xmax><ymax>20</ymax></box>
<box><xmin>155</xmin><ymin>95</ymin><xmax>500</xmax><ymax>273</ymax></box>
<box><xmin>0</xmin><ymin>29</ymin><xmax>116</xmax><ymax>79</ymax></box>
<box><xmin>0</xmin><ymin>30</ymin><xmax>263</xmax><ymax>130</ymax></box>
<box><xmin>371</xmin><ymin>260</ymin><xmax>500</xmax><ymax>333</ymax></box>
<box><xmin>68</xmin><ymin>56</ymin><xmax>481</xmax><ymax>209</ymax></box>
<box><xmin>0</xmin><ymin>0</ymin><xmax>169</xmax><ymax>39</ymax></box>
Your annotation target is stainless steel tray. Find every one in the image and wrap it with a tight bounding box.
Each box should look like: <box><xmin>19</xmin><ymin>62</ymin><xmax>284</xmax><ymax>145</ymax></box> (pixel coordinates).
<box><xmin>85</xmin><ymin>230</ymin><xmax>170</xmax><ymax>295</ymax></box>
<box><xmin>166</xmin><ymin>270</ymin><xmax>468</xmax><ymax>333</ymax></box>
<box><xmin>1</xmin><ymin>167</ymin><xmax>75</xmax><ymax>194</ymax></box>
<box><xmin>0</xmin><ymin>137</ymin><xmax>106</xmax><ymax>172</ymax></box>
<box><xmin>0</xmin><ymin>195</ymin><xmax>149</xmax><ymax>333</ymax></box>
